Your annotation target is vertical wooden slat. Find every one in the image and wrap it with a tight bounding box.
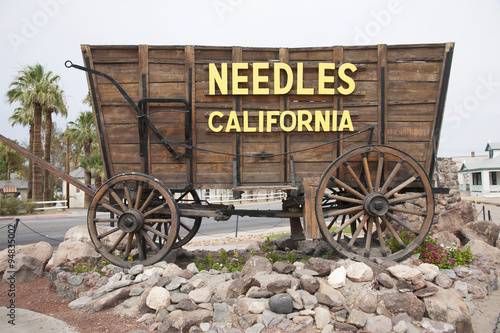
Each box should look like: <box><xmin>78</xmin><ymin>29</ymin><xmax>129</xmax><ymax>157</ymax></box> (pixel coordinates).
<box><xmin>138</xmin><ymin>45</ymin><xmax>149</xmax><ymax>175</ymax></box>
<box><xmin>333</xmin><ymin>46</ymin><xmax>344</xmax><ymax>159</ymax></box>
<box><xmin>303</xmin><ymin>177</ymin><xmax>320</xmax><ymax>239</ymax></box>
<box><xmin>81</xmin><ymin>44</ymin><xmax>113</xmax><ymax>178</ymax></box>
<box><xmin>279</xmin><ymin>47</ymin><xmax>289</xmax><ymax>183</ymax></box>
<box><xmin>377</xmin><ymin>44</ymin><xmax>388</xmax><ymax>146</ymax></box>
<box><xmin>185</xmin><ymin>45</ymin><xmax>195</xmax><ymax>186</ymax></box>
<box><xmin>232</xmin><ymin>47</ymin><xmax>243</xmax><ymax>187</ymax></box>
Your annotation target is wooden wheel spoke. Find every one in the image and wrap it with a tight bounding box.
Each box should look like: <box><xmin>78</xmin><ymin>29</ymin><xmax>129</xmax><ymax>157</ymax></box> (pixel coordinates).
<box><xmin>94</xmin><ymin>218</ymin><xmax>119</xmax><ymax>223</ymax></box>
<box><xmin>374</xmin><ymin>217</ymin><xmax>389</xmax><ymax>256</ymax></box>
<box><xmin>389</xmin><ymin>205</ymin><xmax>426</xmax><ymax>217</ymax></box>
<box><xmin>330</xmin><ymin>176</ymin><xmax>365</xmax><ymax>200</ymax></box>
<box><xmin>331</xmin><ymin>210</ymin><xmax>364</xmax><ymax>236</ymax></box>
<box><xmin>388</xmin><ymin>192</ymin><xmax>426</xmax><ymax>205</ymax></box>
<box><xmin>109</xmin><ymin>188</ymin><xmax>128</xmax><ymax>212</ymax></box>
<box><xmin>100</xmin><ymin>201</ymin><xmax>123</xmax><ymax>216</ymax></box>
<box><xmin>139</xmin><ymin>189</ymin><xmax>157</xmax><ymax>212</ymax></box>
<box><xmin>384</xmin><ymin>174</ymin><xmax>420</xmax><ymax>199</ymax></box>
<box><xmin>343</xmin><ymin>162</ymin><xmax>369</xmax><ymax>195</ymax></box>
<box><xmin>134</xmin><ymin>182</ymin><xmax>144</xmax><ymax>210</ymax></box>
<box><xmin>380</xmin><ymin>159</ymin><xmax>404</xmax><ymax>194</ymax></box>
<box><xmin>179</xmin><ymin>221</ymin><xmax>192</xmax><ymax>232</ymax></box>
<box><xmin>140</xmin><ymin>230</ymin><xmax>159</xmax><ymax>252</ymax></box>
<box><xmin>362</xmin><ymin>153</ymin><xmax>374</xmax><ymax>192</ymax></box>
<box><xmin>110</xmin><ymin>232</ymin><xmax>127</xmax><ymax>252</ymax></box>
<box><xmin>326</xmin><ymin>215</ymin><xmax>339</xmax><ymax>231</ymax></box>
<box><xmin>326</xmin><ymin>194</ymin><xmax>363</xmax><ymax>205</ymax></box>
<box><xmin>136</xmin><ymin>233</ymin><xmax>146</xmax><ymax>260</ymax></box>
<box><xmin>374</xmin><ymin>153</ymin><xmax>384</xmax><ymax>192</ymax></box>
<box><xmin>97</xmin><ymin>227</ymin><xmax>120</xmax><ymax>240</ymax></box>
<box><xmin>145</xmin><ymin>218</ymin><xmax>171</xmax><ymax>223</ymax></box>
<box><xmin>364</xmin><ymin>217</ymin><xmax>374</xmax><ymax>256</ymax></box>
<box><xmin>123</xmin><ymin>181</ymin><xmax>133</xmax><ymax>209</ymax></box>
<box><xmin>385</xmin><ymin>212</ymin><xmax>419</xmax><ymax>235</ymax></box>
<box><xmin>325</xmin><ymin>205</ymin><xmax>364</xmax><ymax>218</ymax></box>
<box><xmin>144</xmin><ymin>202</ymin><xmax>168</xmax><ymax>218</ymax></box>
<box><xmin>347</xmin><ymin>214</ymin><xmax>369</xmax><ymax>248</ymax></box>
<box><xmin>380</xmin><ymin>216</ymin><xmax>406</xmax><ymax>248</ymax></box>
<box><xmin>123</xmin><ymin>233</ymin><xmax>133</xmax><ymax>260</ymax></box>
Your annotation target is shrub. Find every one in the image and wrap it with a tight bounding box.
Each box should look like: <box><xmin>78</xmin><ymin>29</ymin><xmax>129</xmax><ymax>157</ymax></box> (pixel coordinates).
<box><xmin>386</xmin><ymin>228</ymin><xmax>473</xmax><ymax>269</ymax></box>
<box><xmin>24</xmin><ymin>201</ymin><xmax>37</xmax><ymax>214</ymax></box>
<box><xmin>5</xmin><ymin>198</ymin><xmax>21</xmax><ymax>215</ymax></box>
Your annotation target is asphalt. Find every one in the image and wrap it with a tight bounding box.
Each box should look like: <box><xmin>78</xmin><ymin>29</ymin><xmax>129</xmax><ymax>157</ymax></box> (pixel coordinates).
<box><xmin>1</xmin><ymin>196</ymin><xmax>499</xmax><ymax>332</ymax></box>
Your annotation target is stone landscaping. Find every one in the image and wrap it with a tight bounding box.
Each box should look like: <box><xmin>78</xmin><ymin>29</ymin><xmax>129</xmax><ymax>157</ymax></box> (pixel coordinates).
<box><xmin>45</xmin><ymin>234</ymin><xmax>500</xmax><ymax>333</ymax></box>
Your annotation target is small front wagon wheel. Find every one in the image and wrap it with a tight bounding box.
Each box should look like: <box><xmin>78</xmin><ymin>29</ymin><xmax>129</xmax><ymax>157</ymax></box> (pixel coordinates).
<box><xmin>87</xmin><ymin>173</ymin><xmax>180</xmax><ymax>268</ymax></box>
<box><xmin>315</xmin><ymin>145</ymin><xmax>434</xmax><ymax>262</ymax></box>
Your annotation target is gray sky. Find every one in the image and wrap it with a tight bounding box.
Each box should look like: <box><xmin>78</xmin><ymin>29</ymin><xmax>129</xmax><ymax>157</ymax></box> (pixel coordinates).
<box><xmin>1</xmin><ymin>0</ymin><xmax>499</xmax><ymax>157</ymax></box>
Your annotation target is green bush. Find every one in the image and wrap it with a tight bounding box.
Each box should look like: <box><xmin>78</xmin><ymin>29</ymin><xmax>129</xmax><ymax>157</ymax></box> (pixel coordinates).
<box><xmin>0</xmin><ymin>199</ymin><xmax>6</xmax><ymax>215</ymax></box>
<box><xmin>5</xmin><ymin>198</ymin><xmax>21</xmax><ymax>215</ymax></box>
<box><xmin>24</xmin><ymin>201</ymin><xmax>37</xmax><ymax>214</ymax></box>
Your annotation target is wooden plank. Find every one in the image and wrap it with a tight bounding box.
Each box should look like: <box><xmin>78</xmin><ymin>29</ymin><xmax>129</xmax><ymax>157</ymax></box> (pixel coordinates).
<box><xmin>378</xmin><ymin>44</ymin><xmax>388</xmax><ymax>145</ymax></box>
<box><xmin>386</xmin><ymin>122</ymin><xmax>432</xmax><ymax>142</ymax></box>
<box><xmin>303</xmin><ymin>177</ymin><xmax>320</xmax><ymax>239</ymax></box>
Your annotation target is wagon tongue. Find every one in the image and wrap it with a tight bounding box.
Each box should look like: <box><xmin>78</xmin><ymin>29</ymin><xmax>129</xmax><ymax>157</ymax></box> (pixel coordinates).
<box><xmin>0</xmin><ymin>133</ymin><xmax>95</xmax><ymax>196</ymax></box>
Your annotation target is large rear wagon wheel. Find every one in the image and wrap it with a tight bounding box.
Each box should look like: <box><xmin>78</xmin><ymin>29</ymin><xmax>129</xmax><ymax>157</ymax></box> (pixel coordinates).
<box><xmin>315</xmin><ymin>145</ymin><xmax>434</xmax><ymax>262</ymax></box>
<box><xmin>87</xmin><ymin>173</ymin><xmax>179</xmax><ymax>268</ymax></box>
<box><xmin>173</xmin><ymin>189</ymin><xmax>202</xmax><ymax>248</ymax></box>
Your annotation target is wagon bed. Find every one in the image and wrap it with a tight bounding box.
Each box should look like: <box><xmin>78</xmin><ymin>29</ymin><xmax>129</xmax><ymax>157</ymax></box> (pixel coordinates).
<box><xmin>64</xmin><ymin>42</ymin><xmax>454</xmax><ymax>267</ymax></box>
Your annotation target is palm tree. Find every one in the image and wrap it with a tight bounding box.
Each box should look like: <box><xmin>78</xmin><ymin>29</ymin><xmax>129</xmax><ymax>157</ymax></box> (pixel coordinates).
<box><xmin>9</xmin><ymin>105</ymin><xmax>34</xmax><ymax>199</ymax></box>
<box><xmin>63</xmin><ymin>111</ymin><xmax>97</xmax><ymax>208</ymax></box>
<box><xmin>0</xmin><ymin>141</ymin><xmax>23</xmax><ymax>180</ymax></box>
<box><xmin>43</xmin><ymin>83</ymin><xmax>67</xmax><ymax>201</ymax></box>
<box><xmin>6</xmin><ymin>64</ymin><xmax>63</xmax><ymax>201</ymax></box>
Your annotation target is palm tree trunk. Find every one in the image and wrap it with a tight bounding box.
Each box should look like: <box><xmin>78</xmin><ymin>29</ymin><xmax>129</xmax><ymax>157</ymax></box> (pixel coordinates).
<box><xmin>28</xmin><ymin>125</ymin><xmax>33</xmax><ymax>200</ymax></box>
<box><xmin>32</xmin><ymin>103</ymin><xmax>43</xmax><ymax>202</ymax></box>
<box><xmin>43</xmin><ymin>111</ymin><xmax>52</xmax><ymax>202</ymax></box>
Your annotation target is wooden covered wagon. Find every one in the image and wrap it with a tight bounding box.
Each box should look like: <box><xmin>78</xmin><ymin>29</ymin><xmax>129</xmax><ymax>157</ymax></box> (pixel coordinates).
<box><xmin>42</xmin><ymin>43</ymin><xmax>455</xmax><ymax>267</ymax></box>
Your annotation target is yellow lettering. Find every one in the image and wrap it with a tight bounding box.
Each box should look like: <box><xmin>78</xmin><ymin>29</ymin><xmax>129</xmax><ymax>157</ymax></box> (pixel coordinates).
<box><xmin>274</xmin><ymin>63</ymin><xmax>293</xmax><ymax>95</ymax></box>
<box><xmin>267</xmin><ymin>111</ymin><xmax>280</xmax><ymax>132</ymax></box>
<box><xmin>339</xmin><ymin>110</ymin><xmax>354</xmax><ymax>131</ymax></box>
<box><xmin>314</xmin><ymin>110</ymin><xmax>330</xmax><ymax>131</ymax></box>
<box><xmin>338</xmin><ymin>63</ymin><xmax>357</xmax><ymax>95</ymax></box>
<box><xmin>243</xmin><ymin>111</ymin><xmax>256</xmax><ymax>132</ymax></box>
<box><xmin>297</xmin><ymin>63</ymin><xmax>314</xmax><ymax>95</ymax></box>
<box><xmin>208</xmin><ymin>111</ymin><xmax>224</xmax><ymax>132</ymax></box>
<box><xmin>331</xmin><ymin>110</ymin><xmax>338</xmax><ymax>131</ymax></box>
<box><xmin>297</xmin><ymin>110</ymin><xmax>313</xmax><ymax>131</ymax></box>
<box><xmin>253</xmin><ymin>63</ymin><xmax>269</xmax><ymax>95</ymax></box>
<box><xmin>225</xmin><ymin>111</ymin><xmax>241</xmax><ymax>132</ymax></box>
<box><xmin>259</xmin><ymin>111</ymin><xmax>264</xmax><ymax>132</ymax></box>
<box><xmin>318</xmin><ymin>63</ymin><xmax>335</xmax><ymax>95</ymax></box>
<box><xmin>209</xmin><ymin>63</ymin><xmax>228</xmax><ymax>95</ymax></box>
<box><xmin>232</xmin><ymin>63</ymin><xmax>249</xmax><ymax>95</ymax></box>
<box><xmin>280</xmin><ymin>111</ymin><xmax>296</xmax><ymax>132</ymax></box>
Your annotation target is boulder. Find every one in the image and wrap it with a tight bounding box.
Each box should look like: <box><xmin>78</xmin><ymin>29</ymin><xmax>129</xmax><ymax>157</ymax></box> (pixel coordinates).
<box><xmin>146</xmin><ymin>286</ymin><xmax>171</xmax><ymax>310</ymax></box>
<box><xmin>346</xmin><ymin>262</ymin><xmax>373</xmax><ymax>282</ymax></box>
<box><xmin>52</xmin><ymin>240</ymin><xmax>99</xmax><ymax>267</ymax></box>
<box><xmin>364</xmin><ymin>315</ymin><xmax>393</xmax><ymax>333</ymax></box>
<box><xmin>0</xmin><ymin>241</ymin><xmax>53</xmax><ymax>277</ymax></box>
<box><xmin>268</xmin><ymin>293</ymin><xmax>293</xmax><ymax>314</ymax></box>
<box><xmin>434</xmin><ymin>231</ymin><xmax>461</xmax><ymax>248</ymax></box>
<box><xmin>65</xmin><ymin>225</ymin><xmax>130</xmax><ymax>250</ymax></box>
<box><xmin>461</xmin><ymin>221</ymin><xmax>499</xmax><ymax>246</ymax></box>
<box><xmin>436</xmin><ymin>201</ymin><xmax>476</xmax><ymax>237</ymax></box>
<box><xmin>378</xmin><ymin>292</ymin><xmax>425</xmax><ymax>321</ymax></box>
<box><xmin>227</xmin><ymin>276</ymin><xmax>260</xmax><ymax>298</ymax></box>
<box><xmin>386</xmin><ymin>264</ymin><xmax>421</xmax><ymax>280</ymax></box>
<box><xmin>423</xmin><ymin>287</ymin><xmax>473</xmax><ymax>333</ymax></box>
<box><xmin>328</xmin><ymin>266</ymin><xmax>346</xmax><ymax>288</ymax></box>
<box><xmin>299</xmin><ymin>275</ymin><xmax>319</xmax><ymax>294</ymax></box>
<box><xmin>2</xmin><ymin>254</ymin><xmax>44</xmax><ymax>283</ymax></box>
<box><xmin>466</xmin><ymin>239</ymin><xmax>500</xmax><ymax>262</ymax></box>
<box><xmin>304</xmin><ymin>257</ymin><xmax>331</xmax><ymax>276</ymax></box>
<box><xmin>241</xmin><ymin>256</ymin><xmax>272</xmax><ymax>277</ymax></box>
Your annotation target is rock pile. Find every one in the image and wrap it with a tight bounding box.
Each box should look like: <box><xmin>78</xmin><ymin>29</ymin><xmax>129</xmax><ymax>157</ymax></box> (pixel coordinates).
<box><xmin>50</xmin><ymin>246</ymin><xmax>499</xmax><ymax>333</ymax></box>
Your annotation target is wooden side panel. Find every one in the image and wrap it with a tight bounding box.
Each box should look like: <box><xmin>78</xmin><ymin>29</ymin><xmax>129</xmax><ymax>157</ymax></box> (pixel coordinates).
<box><xmin>83</xmin><ymin>43</ymin><xmax>453</xmax><ymax>190</ymax></box>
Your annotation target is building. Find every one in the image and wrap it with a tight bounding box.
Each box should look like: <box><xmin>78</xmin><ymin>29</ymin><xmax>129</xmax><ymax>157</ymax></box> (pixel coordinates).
<box><xmin>0</xmin><ymin>179</ymin><xmax>28</xmax><ymax>200</ymax></box>
<box><xmin>62</xmin><ymin>167</ymin><xmax>96</xmax><ymax>208</ymax></box>
<box><xmin>459</xmin><ymin>143</ymin><xmax>500</xmax><ymax>197</ymax></box>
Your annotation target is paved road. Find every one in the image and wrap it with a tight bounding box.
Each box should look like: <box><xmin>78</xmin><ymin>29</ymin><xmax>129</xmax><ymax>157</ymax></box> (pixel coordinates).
<box><xmin>0</xmin><ymin>201</ymin><xmax>290</xmax><ymax>250</ymax></box>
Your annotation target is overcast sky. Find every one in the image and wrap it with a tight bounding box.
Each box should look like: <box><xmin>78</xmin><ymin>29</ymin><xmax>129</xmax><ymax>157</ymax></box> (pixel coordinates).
<box><xmin>1</xmin><ymin>0</ymin><xmax>499</xmax><ymax>158</ymax></box>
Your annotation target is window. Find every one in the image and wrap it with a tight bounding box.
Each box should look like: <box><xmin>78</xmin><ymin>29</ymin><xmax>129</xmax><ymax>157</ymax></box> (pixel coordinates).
<box><xmin>492</xmin><ymin>172</ymin><xmax>498</xmax><ymax>186</ymax></box>
<box><xmin>472</xmin><ymin>173</ymin><xmax>482</xmax><ymax>185</ymax></box>
<box><xmin>490</xmin><ymin>150</ymin><xmax>494</xmax><ymax>159</ymax></box>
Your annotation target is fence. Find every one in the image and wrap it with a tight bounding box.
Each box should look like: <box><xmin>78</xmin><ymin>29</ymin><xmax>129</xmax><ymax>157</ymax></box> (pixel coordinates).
<box><xmin>34</xmin><ymin>200</ymin><xmax>68</xmax><ymax>211</ymax></box>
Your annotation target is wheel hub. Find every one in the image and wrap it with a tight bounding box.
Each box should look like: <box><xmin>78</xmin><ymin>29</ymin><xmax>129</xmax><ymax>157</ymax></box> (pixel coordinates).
<box><xmin>118</xmin><ymin>209</ymin><xmax>145</xmax><ymax>233</ymax></box>
<box><xmin>363</xmin><ymin>192</ymin><xmax>389</xmax><ymax>217</ymax></box>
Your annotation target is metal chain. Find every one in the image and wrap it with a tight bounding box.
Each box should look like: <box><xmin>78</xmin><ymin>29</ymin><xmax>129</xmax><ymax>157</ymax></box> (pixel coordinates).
<box><xmin>494</xmin><ymin>311</ymin><xmax>500</xmax><ymax>333</ymax></box>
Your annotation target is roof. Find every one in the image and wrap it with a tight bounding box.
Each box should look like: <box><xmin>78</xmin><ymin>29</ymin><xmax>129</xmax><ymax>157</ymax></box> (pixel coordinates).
<box><xmin>459</xmin><ymin>155</ymin><xmax>500</xmax><ymax>172</ymax></box>
<box><xmin>0</xmin><ymin>179</ymin><xmax>28</xmax><ymax>190</ymax></box>
<box><xmin>69</xmin><ymin>167</ymin><xmax>96</xmax><ymax>179</ymax></box>
<box><xmin>485</xmin><ymin>142</ymin><xmax>500</xmax><ymax>151</ymax></box>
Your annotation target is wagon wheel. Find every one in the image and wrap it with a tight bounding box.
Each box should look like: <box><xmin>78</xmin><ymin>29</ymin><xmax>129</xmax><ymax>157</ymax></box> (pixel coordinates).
<box><xmin>172</xmin><ymin>189</ymin><xmax>202</xmax><ymax>248</ymax></box>
<box><xmin>315</xmin><ymin>145</ymin><xmax>434</xmax><ymax>262</ymax></box>
<box><xmin>87</xmin><ymin>173</ymin><xmax>179</xmax><ymax>268</ymax></box>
